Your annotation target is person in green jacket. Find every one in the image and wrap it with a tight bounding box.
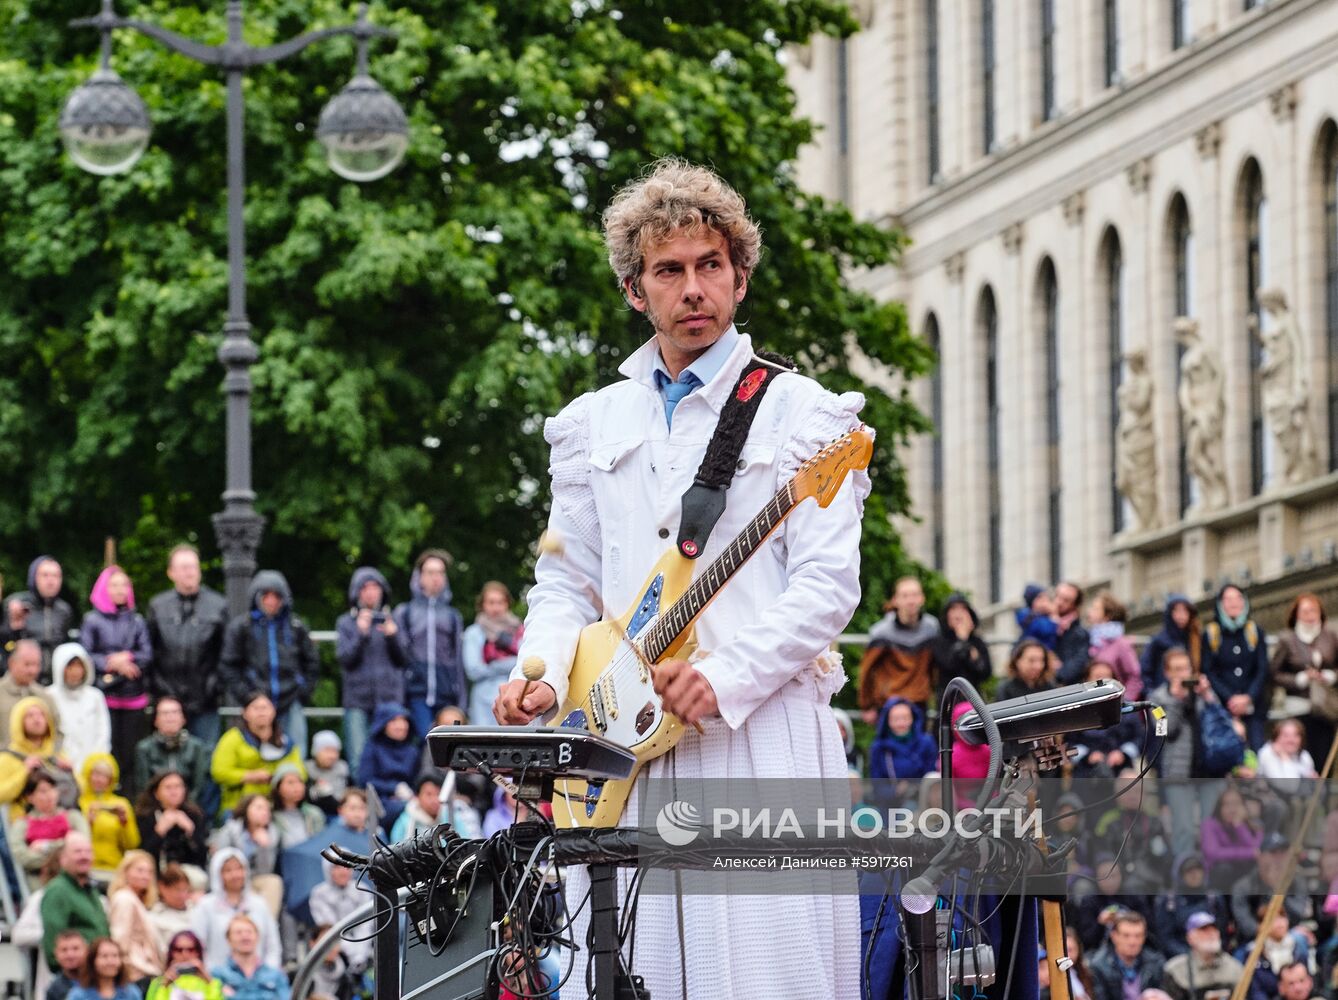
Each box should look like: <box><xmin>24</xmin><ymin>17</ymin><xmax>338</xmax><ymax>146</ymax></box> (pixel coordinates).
<box><xmin>145</xmin><ymin>931</ymin><xmax>223</xmax><ymax>1000</ymax></box>
<box><xmin>133</xmin><ymin>697</ymin><xmax>213</xmax><ymax>813</ymax></box>
<box><xmin>40</xmin><ymin>832</ymin><xmax>109</xmax><ymax>970</ymax></box>
<box><xmin>210</xmin><ymin>693</ymin><xmax>304</xmax><ymax>816</ymax></box>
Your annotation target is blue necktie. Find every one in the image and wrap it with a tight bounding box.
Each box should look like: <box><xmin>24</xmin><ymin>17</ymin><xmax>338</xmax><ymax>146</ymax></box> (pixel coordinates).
<box><xmin>661</xmin><ymin>373</ymin><xmax>700</xmax><ymax>429</ymax></box>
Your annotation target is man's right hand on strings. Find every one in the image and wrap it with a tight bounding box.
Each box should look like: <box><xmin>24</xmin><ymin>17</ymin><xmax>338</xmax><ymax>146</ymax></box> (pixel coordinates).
<box><xmin>494</xmin><ymin>678</ymin><xmax>557</xmax><ymax>725</ymax></box>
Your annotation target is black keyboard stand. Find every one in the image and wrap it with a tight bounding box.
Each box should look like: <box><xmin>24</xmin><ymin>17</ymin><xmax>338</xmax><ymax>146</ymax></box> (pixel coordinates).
<box><xmin>589</xmin><ymin>863</ymin><xmax>648</xmax><ymax>1000</ymax></box>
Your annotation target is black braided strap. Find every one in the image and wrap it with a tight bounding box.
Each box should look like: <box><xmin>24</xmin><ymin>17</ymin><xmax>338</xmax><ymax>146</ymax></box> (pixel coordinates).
<box><xmin>675</xmin><ymin>351</ymin><xmax>796</xmax><ymax>559</ymax></box>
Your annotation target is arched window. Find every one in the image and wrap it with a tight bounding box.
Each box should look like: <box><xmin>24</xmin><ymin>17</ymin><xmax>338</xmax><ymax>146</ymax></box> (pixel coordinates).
<box><xmin>926</xmin><ymin>314</ymin><xmax>944</xmax><ymax>569</ymax></box>
<box><xmin>1039</xmin><ymin>261</ymin><xmax>1062</xmax><ymax>581</ymax></box>
<box><xmin>1172</xmin><ymin>0</ymin><xmax>1191</xmax><ymax>49</ymax></box>
<box><xmin>1322</xmin><ymin>124</ymin><xmax>1338</xmax><ymax>470</ymax></box>
<box><xmin>1169</xmin><ymin>194</ymin><xmax>1196</xmax><ymax>515</ymax></box>
<box><xmin>981</xmin><ymin>289</ymin><xmax>1002</xmax><ymax>603</ymax></box>
<box><xmin>982</xmin><ymin>0</ymin><xmax>997</xmax><ymax>153</ymax></box>
<box><xmin>1103</xmin><ymin>231</ymin><xmax>1127</xmax><ymax>533</ymax></box>
<box><xmin>1243</xmin><ymin>160</ymin><xmax>1268</xmax><ymax>494</ymax></box>
<box><xmin>1104</xmin><ymin>0</ymin><xmax>1120</xmax><ymax>86</ymax></box>
<box><xmin>1040</xmin><ymin>0</ymin><xmax>1057</xmax><ymax>121</ymax></box>
<box><xmin>926</xmin><ymin>0</ymin><xmax>940</xmax><ymax>181</ymax></box>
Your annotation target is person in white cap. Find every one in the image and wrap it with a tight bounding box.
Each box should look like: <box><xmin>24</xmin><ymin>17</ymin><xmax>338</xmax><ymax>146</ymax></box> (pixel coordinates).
<box><xmin>1160</xmin><ymin>911</ymin><xmax>1242</xmax><ymax>1000</ymax></box>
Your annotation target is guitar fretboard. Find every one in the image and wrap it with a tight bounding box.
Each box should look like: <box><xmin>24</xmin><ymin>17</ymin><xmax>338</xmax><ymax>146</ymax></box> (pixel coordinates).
<box><xmin>640</xmin><ymin>481</ymin><xmax>798</xmax><ymax>661</ymax></box>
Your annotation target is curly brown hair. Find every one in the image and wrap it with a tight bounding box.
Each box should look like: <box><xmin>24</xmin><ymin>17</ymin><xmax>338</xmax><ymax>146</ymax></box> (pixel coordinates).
<box><xmin>601</xmin><ymin>158</ymin><xmax>762</xmax><ymax>291</ymax></box>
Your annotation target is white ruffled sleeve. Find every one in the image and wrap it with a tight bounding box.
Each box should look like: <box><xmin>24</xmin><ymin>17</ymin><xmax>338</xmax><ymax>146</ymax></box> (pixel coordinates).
<box><xmin>509</xmin><ymin>393</ymin><xmax>602</xmax><ymax>716</ymax></box>
<box><xmin>694</xmin><ymin>386</ymin><xmax>873</xmax><ymax>727</ymax></box>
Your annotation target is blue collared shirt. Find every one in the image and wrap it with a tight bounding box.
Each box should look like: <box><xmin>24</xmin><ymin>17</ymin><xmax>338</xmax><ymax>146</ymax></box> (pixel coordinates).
<box><xmin>651</xmin><ymin>325</ymin><xmax>740</xmax><ymax>427</ymax></box>
<box><xmin>212</xmin><ymin>958</ymin><xmax>290</xmax><ymax>1000</ymax></box>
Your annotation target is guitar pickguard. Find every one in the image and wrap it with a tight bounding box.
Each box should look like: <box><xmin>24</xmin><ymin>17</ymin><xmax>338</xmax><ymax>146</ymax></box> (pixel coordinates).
<box><xmin>626</xmin><ymin>575</ymin><xmax>663</xmax><ymax>636</ymax></box>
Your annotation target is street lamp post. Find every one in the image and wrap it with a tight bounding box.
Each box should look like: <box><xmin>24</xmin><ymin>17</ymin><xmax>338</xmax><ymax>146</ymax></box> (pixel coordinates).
<box><xmin>61</xmin><ymin>1</ymin><xmax>408</xmax><ymax>616</ymax></box>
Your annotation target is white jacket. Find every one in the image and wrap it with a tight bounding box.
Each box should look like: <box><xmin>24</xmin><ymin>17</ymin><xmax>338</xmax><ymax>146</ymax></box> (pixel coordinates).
<box><xmin>46</xmin><ymin>643</ymin><xmax>110</xmax><ymax>776</ymax></box>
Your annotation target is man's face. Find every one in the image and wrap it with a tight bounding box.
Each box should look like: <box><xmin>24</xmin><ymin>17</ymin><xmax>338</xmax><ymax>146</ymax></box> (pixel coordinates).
<box><xmin>1110</xmin><ymin>921</ymin><xmax>1144</xmax><ymax>962</ymax></box>
<box><xmin>10</xmin><ymin>646</ymin><xmax>40</xmax><ymax>686</ymax></box>
<box><xmin>167</xmin><ymin>551</ymin><xmax>201</xmax><ymax>595</ymax></box>
<box><xmin>34</xmin><ymin>561</ymin><xmax>61</xmax><ymax>600</ymax></box>
<box><xmin>419</xmin><ymin>558</ymin><xmax>447</xmax><ymax>598</ymax></box>
<box><xmin>62</xmin><ymin>838</ymin><xmax>92</xmax><ymax>878</ymax></box>
<box><xmin>314</xmin><ymin>746</ymin><xmax>340</xmax><ymax>770</ymax></box>
<box><xmin>893</xmin><ymin>580</ymin><xmax>925</xmax><ymax>620</ymax></box>
<box><xmin>1188</xmin><ymin>925</ymin><xmax>1221</xmax><ymax>957</ymax></box>
<box><xmin>330</xmin><ymin>864</ymin><xmax>352</xmax><ymax>887</ymax></box>
<box><xmin>259</xmin><ymin>591</ymin><xmax>283</xmax><ymax>617</ymax></box>
<box><xmin>156</xmin><ymin>699</ymin><xmax>185</xmax><ymax>737</ymax></box>
<box><xmin>358</xmin><ymin>580</ymin><xmax>384</xmax><ymax>609</ymax></box>
<box><xmin>1280</xmin><ymin>965</ymin><xmax>1314</xmax><ymax>1000</ymax></box>
<box><xmin>626</xmin><ymin>228</ymin><xmax>745</xmax><ymax>368</ymax></box>
<box><xmin>1259</xmin><ymin>850</ymin><xmax>1287</xmax><ymax>885</ymax></box>
<box><xmin>340</xmin><ymin>797</ymin><xmax>368</xmax><ymax>831</ymax></box>
<box><xmin>227</xmin><ymin>920</ymin><xmax>258</xmax><ymax>958</ymax></box>
<box><xmin>1164</xmin><ymin>653</ymin><xmax>1191</xmax><ymax>686</ymax></box>
<box><xmin>1054</xmin><ymin>584</ymin><xmax>1080</xmax><ymax>617</ymax></box>
<box><xmin>55</xmin><ymin>937</ymin><xmax>87</xmax><ymax>975</ymax></box>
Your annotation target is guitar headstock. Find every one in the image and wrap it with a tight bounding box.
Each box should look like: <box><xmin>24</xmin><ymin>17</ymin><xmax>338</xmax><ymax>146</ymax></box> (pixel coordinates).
<box><xmin>790</xmin><ymin>426</ymin><xmax>875</xmax><ymax>508</ymax></box>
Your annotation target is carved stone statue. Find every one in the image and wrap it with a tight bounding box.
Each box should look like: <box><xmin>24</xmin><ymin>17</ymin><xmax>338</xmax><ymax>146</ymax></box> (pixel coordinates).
<box><xmin>1115</xmin><ymin>349</ymin><xmax>1159</xmax><ymax>532</ymax></box>
<box><xmin>1175</xmin><ymin>318</ymin><xmax>1229</xmax><ymax>513</ymax></box>
<box><xmin>1255</xmin><ymin>287</ymin><xmax>1319</xmax><ymax>486</ymax></box>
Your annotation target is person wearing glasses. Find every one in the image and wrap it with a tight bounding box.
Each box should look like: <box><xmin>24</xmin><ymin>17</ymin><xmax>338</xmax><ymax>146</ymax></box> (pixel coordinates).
<box><xmin>145</xmin><ymin>931</ymin><xmax>221</xmax><ymax>1000</ymax></box>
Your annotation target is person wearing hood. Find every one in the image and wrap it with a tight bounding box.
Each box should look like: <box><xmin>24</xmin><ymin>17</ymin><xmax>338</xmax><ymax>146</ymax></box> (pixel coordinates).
<box><xmin>78</xmin><ymin>751</ymin><xmax>140</xmax><ymax>876</ymax></box>
<box><xmin>335</xmin><ymin>567</ymin><xmax>406</xmax><ymax>770</ymax></box>
<box><xmin>210</xmin><ymin>693</ymin><xmax>305</xmax><ymax>816</ymax></box>
<box><xmin>1153</xmin><ymin>855</ymin><xmax>1229</xmax><ymax>959</ymax></box>
<box><xmin>79</xmin><ymin>565</ymin><xmax>153</xmax><ymax>783</ymax></box>
<box><xmin>1014</xmin><ymin>583</ymin><xmax>1059</xmax><ymax>650</ymax></box>
<box><xmin>0</xmin><ymin>696</ymin><xmax>77</xmax><ymax>806</ymax></box>
<box><xmin>1202</xmin><ymin>583</ymin><xmax>1269</xmax><ymax>750</ymax></box>
<box><xmin>1141</xmin><ymin>594</ymin><xmax>1202</xmax><ymax>693</ymax></box>
<box><xmin>867</xmin><ymin>697</ymin><xmax>937</xmax><ymax>810</ymax></box>
<box><xmin>221</xmin><ymin>570</ymin><xmax>318</xmax><ymax>756</ymax></box>
<box><xmin>1085</xmin><ymin>591</ymin><xmax>1142</xmax><ymax>700</ymax></box>
<box><xmin>0</xmin><ymin>638</ymin><xmax>61</xmax><ymax>749</ymax></box>
<box><xmin>1270</xmin><ymin>591</ymin><xmax>1338</xmax><ymax>770</ymax></box>
<box><xmin>931</xmin><ymin>593</ymin><xmax>992</xmax><ymax>702</ymax></box>
<box><xmin>2</xmin><ymin>556</ymin><xmax>76</xmax><ymax>681</ymax></box>
<box><xmin>357</xmin><ymin>702</ymin><xmax>419</xmax><ymax>831</ymax></box>
<box><xmin>392</xmin><ymin>549</ymin><xmax>466</xmax><ymax>740</ymax></box>
<box><xmin>147</xmin><ymin>544</ymin><xmax>230</xmax><ymax>747</ymax></box>
<box><xmin>191</xmin><ymin>848</ymin><xmax>281</xmax><ymax>971</ymax></box>
<box><xmin>45</xmin><ymin>643</ymin><xmax>110</xmax><ymax>778</ymax></box>
<box><xmin>857</xmin><ymin>576</ymin><xmax>939</xmax><ymax>722</ymax></box>
<box><xmin>461</xmin><ymin>581</ymin><xmax>523</xmax><ymax>735</ymax></box>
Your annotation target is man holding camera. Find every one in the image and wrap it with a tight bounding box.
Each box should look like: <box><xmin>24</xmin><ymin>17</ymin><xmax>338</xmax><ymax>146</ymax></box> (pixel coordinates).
<box><xmin>2</xmin><ymin>556</ymin><xmax>75</xmax><ymax>682</ymax></box>
<box><xmin>335</xmin><ymin>566</ymin><xmax>406</xmax><ymax>769</ymax></box>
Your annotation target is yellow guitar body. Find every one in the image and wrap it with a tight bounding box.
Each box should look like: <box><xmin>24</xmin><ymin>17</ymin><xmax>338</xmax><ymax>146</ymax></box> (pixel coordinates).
<box><xmin>551</xmin><ymin>547</ymin><xmax>698</xmax><ymax>829</ymax></box>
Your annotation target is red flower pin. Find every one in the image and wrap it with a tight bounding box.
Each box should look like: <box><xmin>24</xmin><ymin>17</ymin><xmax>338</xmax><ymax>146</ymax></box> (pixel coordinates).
<box><xmin>736</xmin><ymin>368</ymin><xmax>768</xmax><ymax>403</ymax></box>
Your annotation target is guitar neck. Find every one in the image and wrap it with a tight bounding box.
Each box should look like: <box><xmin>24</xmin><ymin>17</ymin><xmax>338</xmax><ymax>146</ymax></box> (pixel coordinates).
<box><xmin>641</xmin><ymin>480</ymin><xmax>798</xmax><ymax>661</ymax></box>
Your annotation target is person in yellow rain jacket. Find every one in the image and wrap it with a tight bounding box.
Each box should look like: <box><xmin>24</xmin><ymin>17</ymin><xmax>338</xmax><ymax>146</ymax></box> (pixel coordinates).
<box><xmin>209</xmin><ymin>693</ymin><xmax>305</xmax><ymax>817</ymax></box>
<box><xmin>79</xmin><ymin>751</ymin><xmax>140</xmax><ymax>876</ymax></box>
<box><xmin>0</xmin><ymin>696</ymin><xmax>77</xmax><ymax>809</ymax></box>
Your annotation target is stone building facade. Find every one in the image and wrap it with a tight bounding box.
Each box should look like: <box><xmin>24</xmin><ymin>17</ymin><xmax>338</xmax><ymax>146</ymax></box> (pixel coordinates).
<box><xmin>789</xmin><ymin>0</ymin><xmax>1338</xmax><ymax>630</ymax></box>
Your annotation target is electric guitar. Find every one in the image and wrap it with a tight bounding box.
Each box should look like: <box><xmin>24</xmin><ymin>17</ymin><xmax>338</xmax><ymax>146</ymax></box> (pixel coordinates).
<box><xmin>551</xmin><ymin>425</ymin><xmax>875</xmax><ymax>828</ymax></box>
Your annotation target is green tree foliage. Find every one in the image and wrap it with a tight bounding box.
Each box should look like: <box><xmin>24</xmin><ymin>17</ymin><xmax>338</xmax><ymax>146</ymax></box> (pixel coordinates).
<box><xmin>0</xmin><ymin>1</ymin><xmax>936</xmax><ymax>670</ymax></box>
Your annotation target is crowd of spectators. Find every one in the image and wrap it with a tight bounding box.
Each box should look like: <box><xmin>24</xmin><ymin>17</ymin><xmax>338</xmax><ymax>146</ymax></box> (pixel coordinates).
<box><xmin>857</xmin><ymin>576</ymin><xmax>1338</xmax><ymax>1000</ymax></box>
<box><xmin>0</xmin><ymin>545</ymin><xmax>514</xmax><ymax>1000</ymax></box>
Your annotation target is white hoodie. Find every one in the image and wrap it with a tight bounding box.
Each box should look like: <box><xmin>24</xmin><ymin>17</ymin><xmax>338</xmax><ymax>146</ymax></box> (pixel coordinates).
<box><xmin>45</xmin><ymin>643</ymin><xmax>110</xmax><ymax>775</ymax></box>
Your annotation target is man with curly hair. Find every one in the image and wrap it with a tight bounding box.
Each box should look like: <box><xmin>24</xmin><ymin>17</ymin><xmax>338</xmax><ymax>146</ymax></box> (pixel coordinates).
<box><xmin>494</xmin><ymin>159</ymin><xmax>867</xmax><ymax>997</ymax></box>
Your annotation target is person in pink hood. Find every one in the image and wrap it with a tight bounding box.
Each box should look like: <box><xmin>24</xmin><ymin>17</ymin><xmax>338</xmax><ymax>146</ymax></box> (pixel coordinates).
<box><xmin>79</xmin><ymin>567</ymin><xmax>152</xmax><ymax>792</ymax></box>
<box><xmin>949</xmin><ymin>701</ymin><xmax>993</xmax><ymax>811</ymax></box>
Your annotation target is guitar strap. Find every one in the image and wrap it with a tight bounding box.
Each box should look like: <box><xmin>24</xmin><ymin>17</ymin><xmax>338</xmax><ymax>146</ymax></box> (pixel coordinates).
<box><xmin>675</xmin><ymin>351</ymin><xmax>796</xmax><ymax>559</ymax></box>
